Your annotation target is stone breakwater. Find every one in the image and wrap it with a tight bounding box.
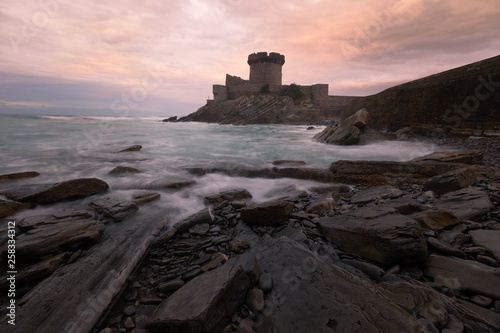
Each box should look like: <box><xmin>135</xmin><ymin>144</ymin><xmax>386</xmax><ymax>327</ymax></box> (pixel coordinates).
<box><xmin>1</xmin><ymin>145</ymin><xmax>500</xmax><ymax>332</ymax></box>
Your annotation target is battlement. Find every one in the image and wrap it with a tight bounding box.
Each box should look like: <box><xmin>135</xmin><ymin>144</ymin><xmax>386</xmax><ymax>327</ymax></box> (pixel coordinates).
<box><xmin>247</xmin><ymin>52</ymin><xmax>286</xmax><ymax>65</ymax></box>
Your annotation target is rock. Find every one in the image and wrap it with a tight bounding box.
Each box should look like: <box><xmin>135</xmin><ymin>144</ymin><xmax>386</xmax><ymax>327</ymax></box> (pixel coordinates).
<box><xmin>477</xmin><ymin>255</ymin><xmax>500</xmax><ymax>267</ymax></box>
<box><xmin>276</xmin><ymin>226</ymin><xmax>307</xmax><ymax>243</ymax></box>
<box><xmin>342</xmin><ymin>259</ymin><xmax>384</xmax><ymax>282</ymax></box>
<box><xmin>117</xmin><ymin>145</ymin><xmax>142</xmax><ymax>153</ymax></box>
<box><xmin>272</xmin><ymin>160</ymin><xmax>307</xmax><ymax>166</ymax></box>
<box><xmin>273</xmin><ymin>167</ymin><xmax>334</xmax><ymax>182</ymax></box>
<box><xmin>469</xmin><ymin>230</ymin><xmax>500</xmax><ymax>262</ymax></box>
<box><xmin>18</xmin><ymin>209</ymin><xmax>95</xmax><ymax>230</ymax></box>
<box><xmin>140</xmin><ymin>295</ymin><xmax>163</xmax><ymax>305</ymax></box>
<box><xmin>313</xmin><ymin>109</ymin><xmax>369</xmax><ymax>145</ymax></box>
<box><xmin>1</xmin><ymin>178</ymin><xmax>109</xmax><ymax>204</ymax></box>
<box><xmin>2</xmin><ymin>218</ymin><xmax>105</xmax><ymax>261</ymax></box>
<box><xmin>174</xmin><ymin>207</ymin><xmax>214</xmax><ymax>233</ymax></box>
<box><xmin>423</xmin><ymin>168</ymin><xmax>477</xmax><ymax>195</ymax></box>
<box><xmin>425</xmin><ymin>254</ymin><xmax>500</xmax><ymax>299</ymax></box>
<box><xmin>201</xmin><ymin>252</ymin><xmax>228</xmax><ymax>272</ymax></box>
<box><xmin>143</xmin><ymin>177</ymin><xmax>196</xmax><ymax>190</ymax></box>
<box><xmin>427</xmin><ymin>237</ymin><xmax>466</xmax><ymax>258</ymax></box>
<box><xmin>228</xmin><ymin>238</ymin><xmax>250</xmax><ymax>254</ymax></box>
<box><xmin>441</xmin><ymin>315</ymin><xmax>464</xmax><ymax>333</ymax></box>
<box><xmin>157</xmin><ymin>278</ymin><xmax>185</xmax><ymax>294</ymax></box>
<box><xmin>162</xmin><ymin>116</ymin><xmax>177</xmax><ymax>122</ymax></box>
<box><xmin>203</xmin><ymin>189</ymin><xmax>253</xmax><ymax>205</ymax></box>
<box><xmin>351</xmin><ymin>185</ymin><xmax>404</xmax><ymax>204</ymax></box>
<box><xmin>133</xmin><ymin>192</ymin><xmax>161</xmax><ymax>205</ymax></box>
<box><xmin>378</xmin><ymin>280</ymin><xmax>448</xmax><ymax>329</ymax></box>
<box><xmin>306</xmin><ymin>126</ymin><xmax>315</xmax><ymax>130</ymax></box>
<box><xmin>0</xmin><ymin>171</ymin><xmax>40</xmax><ymax>182</ymax></box>
<box><xmin>231</xmin><ymin>200</ymin><xmax>247</xmax><ymax>209</ymax></box>
<box><xmin>154</xmin><ymin>228</ymin><xmax>177</xmax><ymax>247</ymax></box>
<box><xmin>243</xmin><ymin>236</ymin><xmax>430</xmax><ymax>332</ymax></box>
<box><xmin>411</xmin><ymin>150</ymin><xmax>483</xmax><ymax>165</ymax></box>
<box><xmin>435</xmin><ymin>187</ymin><xmax>494</xmax><ymax>220</ymax></box>
<box><xmin>259</xmin><ymin>273</ymin><xmax>273</xmax><ymax>293</ymax></box>
<box><xmin>306</xmin><ymin>196</ymin><xmax>337</xmax><ymax>214</ymax></box>
<box><xmin>0</xmin><ymin>199</ymin><xmax>34</xmax><ymax>218</ymax></box>
<box><xmin>100</xmin><ymin>329</ymin><xmax>113</xmax><ymax>333</ymax></box>
<box><xmin>246</xmin><ymin>288</ymin><xmax>264</xmax><ymax>312</ymax></box>
<box><xmin>135</xmin><ymin>315</ymin><xmax>148</xmax><ymax>329</ymax></box>
<box><xmin>108</xmin><ymin>166</ymin><xmax>143</xmax><ymax>175</ymax></box>
<box><xmin>124</xmin><ymin>317</ymin><xmax>135</xmax><ymax>329</ymax></box>
<box><xmin>411</xmin><ymin>209</ymin><xmax>459</xmax><ymax>230</ymax></box>
<box><xmin>147</xmin><ymin>264</ymin><xmax>250</xmax><ymax>333</ymax></box>
<box><xmin>189</xmin><ymin>223</ymin><xmax>210</xmax><ymax>236</ymax></box>
<box><xmin>226</xmin><ymin>252</ymin><xmax>261</xmax><ymax>287</ymax></box>
<box><xmin>241</xmin><ymin>200</ymin><xmax>293</xmax><ymax>226</ymax></box>
<box><xmin>318</xmin><ymin>206</ymin><xmax>428</xmax><ymax>265</ymax></box>
<box><xmin>124</xmin><ymin>305</ymin><xmax>137</xmax><ymax>316</ymax></box>
<box><xmin>0</xmin><ymin>252</ymin><xmax>67</xmax><ymax>291</ymax></box>
<box><xmin>90</xmin><ymin>197</ymin><xmax>139</xmax><ymax>222</ymax></box>
<box><xmin>471</xmin><ymin>295</ymin><xmax>492</xmax><ymax>308</ymax></box>
<box><xmin>328</xmin><ymin>160</ymin><xmax>470</xmax><ymax>186</ymax></box>
<box><xmin>456</xmin><ymin>299</ymin><xmax>500</xmax><ymax>327</ymax></box>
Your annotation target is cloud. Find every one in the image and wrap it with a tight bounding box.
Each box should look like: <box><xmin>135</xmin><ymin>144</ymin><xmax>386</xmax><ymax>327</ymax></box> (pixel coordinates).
<box><xmin>0</xmin><ymin>0</ymin><xmax>499</xmax><ymax>116</ymax></box>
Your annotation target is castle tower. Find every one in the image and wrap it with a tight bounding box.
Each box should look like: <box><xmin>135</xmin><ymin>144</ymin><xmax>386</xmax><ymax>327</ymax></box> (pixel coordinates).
<box><xmin>247</xmin><ymin>52</ymin><xmax>285</xmax><ymax>86</ymax></box>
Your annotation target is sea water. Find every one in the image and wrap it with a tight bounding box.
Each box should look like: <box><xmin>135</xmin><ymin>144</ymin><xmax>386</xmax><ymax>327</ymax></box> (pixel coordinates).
<box><xmin>0</xmin><ymin>114</ymin><xmax>438</xmax><ymax>222</ymax></box>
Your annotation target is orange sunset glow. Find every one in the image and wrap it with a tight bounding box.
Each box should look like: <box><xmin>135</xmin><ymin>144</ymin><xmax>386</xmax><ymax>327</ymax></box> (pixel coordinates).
<box><xmin>1</xmin><ymin>0</ymin><xmax>499</xmax><ymax>116</ymax></box>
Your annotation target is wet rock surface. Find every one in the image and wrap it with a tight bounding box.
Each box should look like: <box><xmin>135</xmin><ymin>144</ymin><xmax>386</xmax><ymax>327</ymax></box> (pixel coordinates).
<box><xmin>95</xmin><ymin>166</ymin><xmax>500</xmax><ymax>333</ymax></box>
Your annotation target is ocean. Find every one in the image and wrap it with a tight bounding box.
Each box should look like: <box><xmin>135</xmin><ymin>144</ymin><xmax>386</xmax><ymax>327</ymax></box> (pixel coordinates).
<box><xmin>0</xmin><ymin>114</ymin><xmax>438</xmax><ymax>223</ymax></box>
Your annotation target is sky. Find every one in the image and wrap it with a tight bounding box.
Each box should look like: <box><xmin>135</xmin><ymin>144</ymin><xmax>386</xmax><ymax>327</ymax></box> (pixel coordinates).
<box><xmin>0</xmin><ymin>0</ymin><xmax>499</xmax><ymax>117</ymax></box>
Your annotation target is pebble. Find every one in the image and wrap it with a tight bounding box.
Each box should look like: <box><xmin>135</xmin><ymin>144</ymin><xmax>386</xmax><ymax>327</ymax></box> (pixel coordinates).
<box><xmin>123</xmin><ymin>305</ymin><xmax>136</xmax><ymax>317</ymax></box>
<box><xmin>157</xmin><ymin>278</ymin><xmax>185</xmax><ymax>294</ymax></box>
<box><xmin>246</xmin><ymin>288</ymin><xmax>265</xmax><ymax>312</ymax></box>
<box><xmin>259</xmin><ymin>273</ymin><xmax>273</xmax><ymax>293</ymax></box>
<box><xmin>135</xmin><ymin>315</ymin><xmax>148</xmax><ymax>329</ymax></box>
<box><xmin>471</xmin><ymin>295</ymin><xmax>492</xmax><ymax>308</ymax></box>
<box><xmin>124</xmin><ymin>317</ymin><xmax>135</xmax><ymax>329</ymax></box>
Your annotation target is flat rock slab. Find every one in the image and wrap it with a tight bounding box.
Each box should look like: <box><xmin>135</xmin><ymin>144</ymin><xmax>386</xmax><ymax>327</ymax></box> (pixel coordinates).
<box><xmin>0</xmin><ymin>171</ymin><xmax>40</xmax><ymax>183</ymax></box>
<box><xmin>108</xmin><ymin>166</ymin><xmax>143</xmax><ymax>175</ymax></box>
<box><xmin>351</xmin><ymin>185</ymin><xmax>404</xmax><ymax>204</ymax></box>
<box><xmin>328</xmin><ymin>160</ymin><xmax>468</xmax><ymax>186</ymax></box>
<box><xmin>435</xmin><ymin>187</ymin><xmax>493</xmax><ymax>220</ymax></box>
<box><xmin>142</xmin><ymin>178</ymin><xmax>196</xmax><ymax>190</ymax></box>
<box><xmin>241</xmin><ymin>200</ymin><xmax>294</xmax><ymax>226</ymax></box>
<box><xmin>3</xmin><ymin>219</ymin><xmax>105</xmax><ymax>261</ymax></box>
<box><xmin>469</xmin><ymin>230</ymin><xmax>500</xmax><ymax>262</ymax></box>
<box><xmin>18</xmin><ymin>209</ymin><xmax>95</xmax><ymax>231</ymax></box>
<box><xmin>147</xmin><ymin>264</ymin><xmax>250</xmax><ymax>333</ymax></box>
<box><xmin>0</xmin><ymin>199</ymin><xmax>34</xmax><ymax>218</ymax></box>
<box><xmin>318</xmin><ymin>206</ymin><xmax>428</xmax><ymax>265</ymax></box>
<box><xmin>0</xmin><ymin>211</ymin><xmax>169</xmax><ymax>332</ymax></box>
<box><xmin>90</xmin><ymin>197</ymin><xmax>139</xmax><ymax>222</ymax></box>
<box><xmin>411</xmin><ymin>209</ymin><xmax>459</xmax><ymax>230</ymax></box>
<box><xmin>203</xmin><ymin>189</ymin><xmax>253</xmax><ymax>205</ymax></box>
<box><xmin>425</xmin><ymin>254</ymin><xmax>500</xmax><ymax>299</ymax></box>
<box><xmin>1</xmin><ymin>178</ymin><xmax>109</xmax><ymax>204</ymax></box>
<box><xmin>423</xmin><ymin>168</ymin><xmax>477</xmax><ymax>195</ymax></box>
<box><xmin>411</xmin><ymin>150</ymin><xmax>483</xmax><ymax>165</ymax></box>
<box><xmin>133</xmin><ymin>192</ymin><xmax>161</xmax><ymax>206</ymax></box>
<box><xmin>174</xmin><ymin>207</ymin><xmax>214</xmax><ymax>233</ymax></box>
<box><xmin>247</xmin><ymin>236</ymin><xmax>429</xmax><ymax>333</ymax></box>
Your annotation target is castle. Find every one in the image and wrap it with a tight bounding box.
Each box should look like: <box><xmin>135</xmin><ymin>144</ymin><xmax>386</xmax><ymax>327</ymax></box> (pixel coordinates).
<box><xmin>209</xmin><ymin>52</ymin><xmax>358</xmax><ymax>116</ymax></box>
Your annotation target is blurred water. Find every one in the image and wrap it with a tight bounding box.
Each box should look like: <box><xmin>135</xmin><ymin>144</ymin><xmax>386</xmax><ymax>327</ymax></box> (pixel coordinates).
<box><xmin>0</xmin><ymin>114</ymin><xmax>438</xmax><ymax>222</ymax></box>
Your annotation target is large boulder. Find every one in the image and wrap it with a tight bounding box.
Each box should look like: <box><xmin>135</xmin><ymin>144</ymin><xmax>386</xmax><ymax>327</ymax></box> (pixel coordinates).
<box><xmin>410</xmin><ymin>209</ymin><xmax>459</xmax><ymax>230</ymax></box>
<box><xmin>0</xmin><ymin>199</ymin><xmax>34</xmax><ymax>218</ymax></box>
<box><xmin>241</xmin><ymin>200</ymin><xmax>294</xmax><ymax>226</ymax></box>
<box><xmin>318</xmin><ymin>206</ymin><xmax>428</xmax><ymax>265</ymax></box>
<box><xmin>244</xmin><ymin>236</ymin><xmax>430</xmax><ymax>332</ymax></box>
<box><xmin>423</xmin><ymin>168</ymin><xmax>477</xmax><ymax>195</ymax></box>
<box><xmin>313</xmin><ymin>108</ymin><xmax>369</xmax><ymax>145</ymax></box>
<box><xmin>147</xmin><ymin>264</ymin><xmax>250</xmax><ymax>333</ymax></box>
<box><xmin>351</xmin><ymin>185</ymin><xmax>404</xmax><ymax>204</ymax></box>
<box><xmin>435</xmin><ymin>187</ymin><xmax>494</xmax><ymax>220</ymax></box>
<box><xmin>1</xmin><ymin>178</ymin><xmax>109</xmax><ymax>204</ymax></box>
<box><xmin>425</xmin><ymin>254</ymin><xmax>500</xmax><ymax>299</ymax></box>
